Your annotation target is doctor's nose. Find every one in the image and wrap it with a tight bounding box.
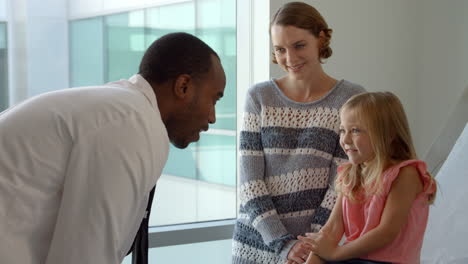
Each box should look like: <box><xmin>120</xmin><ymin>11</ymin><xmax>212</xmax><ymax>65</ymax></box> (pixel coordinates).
<box><xmin>208</xmin><ymin>107</ymin><xmax>216</xmax><ymax>124</ymax></box>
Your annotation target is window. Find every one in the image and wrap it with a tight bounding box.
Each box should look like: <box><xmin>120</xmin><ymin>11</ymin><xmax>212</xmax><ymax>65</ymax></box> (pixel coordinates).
<box><xmin>70</xmin><ymin>17</ymin><xmax>105</xmax><ymax>87</ymax></box>
<box><xmin>69</xmin><ymin>0</ymin><xmax>237</xmax><ymax>228</ymax></box>
<box><xmin>0</xmin><ymin>22</ymin><xmax>7</xmax><ymax>111</ymax></box>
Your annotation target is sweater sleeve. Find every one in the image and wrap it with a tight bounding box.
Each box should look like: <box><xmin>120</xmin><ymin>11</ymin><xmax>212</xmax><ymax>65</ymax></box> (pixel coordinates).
<box><xmin>238</xmin><ymin>94</ymin><xmax>295</xmax><ymax>256</ymax></box>
<box><xmin>309</xmin><ymin>139</ymin><xmax>345</xmax><ymax>232</ymax></box>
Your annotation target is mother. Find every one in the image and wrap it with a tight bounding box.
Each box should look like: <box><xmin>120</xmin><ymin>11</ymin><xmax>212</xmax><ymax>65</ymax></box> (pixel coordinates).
<box><xmin>232</xmin><ymin>2</ymin><xmax>365</xmax><ymax>264</ymax></box>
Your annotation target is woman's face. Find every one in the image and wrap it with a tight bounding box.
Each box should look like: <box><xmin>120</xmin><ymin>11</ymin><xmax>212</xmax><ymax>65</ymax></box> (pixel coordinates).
<box><xmin>271</xmin><ymin>25</ymin><xmax>321</xmax><ymax>79</ymax></box>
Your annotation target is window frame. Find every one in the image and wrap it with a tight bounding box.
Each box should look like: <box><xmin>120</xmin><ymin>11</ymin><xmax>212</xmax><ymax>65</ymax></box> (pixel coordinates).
<box><xmin>0</xmin><ymin>21</ymin><xmax>8</xmax><ymax>111</ymax></box>
<box><xmin>148</xmin><ymin>219</ymin><xmax>235</xmax><ymax>247</ymax></box>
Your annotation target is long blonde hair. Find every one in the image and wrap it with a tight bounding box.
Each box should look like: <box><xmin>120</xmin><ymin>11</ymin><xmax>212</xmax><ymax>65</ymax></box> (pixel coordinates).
<box><xmin>336</xmin><ymin>92</ymin><xmax>436</xmax><ymax>203</ymax></box>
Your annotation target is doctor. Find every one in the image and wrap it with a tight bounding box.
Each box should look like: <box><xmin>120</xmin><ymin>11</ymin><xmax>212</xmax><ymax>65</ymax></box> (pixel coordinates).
<box><xmin>0</xmin><ymin>32</ymin><xmax>226</xmax><ymax>264</ymax></box>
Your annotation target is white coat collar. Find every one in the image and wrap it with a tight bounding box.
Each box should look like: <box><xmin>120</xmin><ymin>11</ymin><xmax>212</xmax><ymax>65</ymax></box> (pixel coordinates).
<box><xmin>128</xmin><ymin>74</ymin><xmax>159</xmax><ymax>112</ymax></box>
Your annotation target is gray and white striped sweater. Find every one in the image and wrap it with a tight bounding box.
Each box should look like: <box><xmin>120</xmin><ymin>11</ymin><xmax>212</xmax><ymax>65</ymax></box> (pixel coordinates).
<box><xmin>232</xmin><ymin>79</ymin><xmax>365</xmax><ymax>264</ymax></box>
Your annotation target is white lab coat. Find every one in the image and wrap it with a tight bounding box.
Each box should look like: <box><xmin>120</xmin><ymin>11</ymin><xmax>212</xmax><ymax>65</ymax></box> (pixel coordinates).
<box><xmin>0</xmin><ymin>74</ymin><xmax>169</xmax><ymax>264</ymax></box>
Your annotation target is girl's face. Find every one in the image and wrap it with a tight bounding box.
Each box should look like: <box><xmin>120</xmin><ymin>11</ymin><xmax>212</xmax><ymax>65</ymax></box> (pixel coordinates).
<box><xmin>339</xmin><ymin>109</ymin><xmax>375</xmax><ymax>165</ymax></box>
<box><xmin>270</xmin><ymin>25</ymin><xmax>321</xmax><ymax>80</ymax></box>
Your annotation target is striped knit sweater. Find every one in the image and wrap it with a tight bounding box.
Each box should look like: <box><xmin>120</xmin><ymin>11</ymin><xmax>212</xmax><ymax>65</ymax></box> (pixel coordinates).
<box><xmin>232</xmin><ymin>79</ymin><xmax>365</xmax><ymax>264</ymax></box>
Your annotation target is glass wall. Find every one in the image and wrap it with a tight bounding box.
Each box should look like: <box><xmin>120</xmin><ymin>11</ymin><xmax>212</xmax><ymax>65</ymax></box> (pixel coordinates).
<box><xmin>0</xmin><ymin>22</ymin><xmax>7</xmax><ymax>111</ymax></box>
<box><xmin>70</xmin><ymin>17</ymin><xmax>105</xmax><ymax>86</ymax></box>
<box><xmin>69</xmin><ymin>0</ymin><xmax>237</xmax><ymax>226</ymax></box>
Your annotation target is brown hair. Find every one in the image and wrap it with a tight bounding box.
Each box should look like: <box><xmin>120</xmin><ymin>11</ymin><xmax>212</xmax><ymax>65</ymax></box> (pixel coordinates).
<box><xmin>270</xmin><ymin>2</ymin><xmax>332</xmax><ymax>64</ymax></box>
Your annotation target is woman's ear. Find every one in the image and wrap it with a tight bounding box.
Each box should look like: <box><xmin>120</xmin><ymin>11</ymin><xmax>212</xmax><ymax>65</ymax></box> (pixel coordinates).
<box><xmin>173</xmin><ymin>74</ymin><xmax>192</xmax><ymax>100</ymax></box>
<box><xmin>318</xmin><ymin>31</ymin><xmax>326</xmax><ymax>47</ymax></box>
<box><xmin>319</xmin><ymin>30</ymin><xmax>326</xmax><ymax>38</ymax></box>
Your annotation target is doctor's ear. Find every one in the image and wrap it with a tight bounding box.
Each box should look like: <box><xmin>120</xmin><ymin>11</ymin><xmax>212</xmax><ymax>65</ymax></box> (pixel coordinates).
<box><xmin>173</xmin><ymin>74</ymin><xmax>192</xmax><ymax>99</ymax></box>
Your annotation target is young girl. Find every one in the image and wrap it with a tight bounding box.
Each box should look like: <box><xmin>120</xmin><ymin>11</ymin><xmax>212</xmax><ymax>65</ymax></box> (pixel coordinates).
<box><xmin>300</xmin><ymin>92</ymin><xmax>437</xmax><ymax>264</ymax></box>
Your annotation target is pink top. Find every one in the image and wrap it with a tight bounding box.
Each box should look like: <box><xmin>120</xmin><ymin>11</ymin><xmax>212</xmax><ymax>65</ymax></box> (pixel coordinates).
<box><xmin>339</xmin><ymin>160</ymin><xmax>436</xmax><ymax>264</ymax></box>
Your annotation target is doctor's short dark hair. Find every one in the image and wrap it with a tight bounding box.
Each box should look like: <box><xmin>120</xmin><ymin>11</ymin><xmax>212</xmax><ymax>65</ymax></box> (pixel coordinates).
<box><xmin>139</xmin><ymin>32</ymin><xmax>219</xmax><ymax>85</ymax></box>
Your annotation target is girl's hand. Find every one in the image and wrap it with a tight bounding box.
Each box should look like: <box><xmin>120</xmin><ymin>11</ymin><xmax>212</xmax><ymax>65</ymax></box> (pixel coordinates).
<box><xmin>298</xmin><ymin>232</ymin><xmax>339</xmax><ymax>261</ymax></box>
<box><xmin>304</xmin><ymin>252</ymin><xmax>324</xmax><ymax>264</ymax></box>
<box><xmin>287</xmin><ymin>241</ymin><xmax>313</xmax><ymax>263</ymax></box>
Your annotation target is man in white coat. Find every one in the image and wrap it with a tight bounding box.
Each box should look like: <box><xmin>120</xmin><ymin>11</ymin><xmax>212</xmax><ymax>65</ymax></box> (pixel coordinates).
<box><xmin>0</xmin><ymin>32</ymin><xmax>226</xmax><ymax>264</ymax></box>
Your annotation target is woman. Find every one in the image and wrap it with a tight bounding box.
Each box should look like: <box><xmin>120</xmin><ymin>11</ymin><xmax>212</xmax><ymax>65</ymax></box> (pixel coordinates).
<box><xmin>232</xmin><ymin>2</ymin><xmax>365</xmax><ymax>264</ymax></box>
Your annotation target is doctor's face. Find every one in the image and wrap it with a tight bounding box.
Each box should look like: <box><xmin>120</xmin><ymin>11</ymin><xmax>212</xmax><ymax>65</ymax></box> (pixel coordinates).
<box><xmin>167</xmin><ymin>56</ymin><xmax>226</xmax><ymax>149</ymax></box>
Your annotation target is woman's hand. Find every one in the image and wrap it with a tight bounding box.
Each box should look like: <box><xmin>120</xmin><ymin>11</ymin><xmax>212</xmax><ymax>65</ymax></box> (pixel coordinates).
<box><xmin>287</xmin><ymin>240</ymin><xmax>313</xmax><ymax>263</ymax></box>
<box><xmin>298</xmin><ymin>232</ymin><xmax>340</xmax><ymax>261</ymax></box>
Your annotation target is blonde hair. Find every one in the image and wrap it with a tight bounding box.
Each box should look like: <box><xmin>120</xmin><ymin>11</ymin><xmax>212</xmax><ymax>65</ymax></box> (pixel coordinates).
<box><xmin>270</xmin><ymin>2</ymin><xmax>332</xmax><ymax>64</ymax></box>
<box><xmin>336</xmin><ymin>92</ymin><xmax>436</xmax><ymax>203</ymax></box>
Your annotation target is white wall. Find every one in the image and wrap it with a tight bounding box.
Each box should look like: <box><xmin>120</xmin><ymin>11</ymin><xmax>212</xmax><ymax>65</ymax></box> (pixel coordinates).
<box><xmin>268</xmin><ymin>0</ymin><xmax>468</xmax><ymax>158</ymax></box>
<box><xmin>0</xmin><ymin>0</ymin><xmax>6</xmax><ymax>20</ymax></box>
<box><xmin>8</xmin><ymin>0</ymin><xmax>29</xmax><ymax>103</ymax></box>
<box><xmin>68</xmin><ymin>0</ymin><xmax>189</xmax><ymax>19</ymax></box>
<box><xmin>414</xmin><ymin>0</ymin><xmax>468</xmax><ymax>158</ymax></box>
<box><xmin>7</xmin><ymin>0</ymin><xmax>68</xmax><ymax>104</ymax></box>
<box><xmin>236</xmin><ymin>0</ymin><xmax>270</xmax><ymax>118</ymax></box>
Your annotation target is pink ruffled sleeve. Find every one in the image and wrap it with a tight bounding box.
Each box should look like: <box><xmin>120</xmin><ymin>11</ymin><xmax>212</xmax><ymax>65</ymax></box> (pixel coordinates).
<box><xmin>383</xmin><ymin>160</ymin><xmax>436</xmax><ymax>196</ymax></box>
